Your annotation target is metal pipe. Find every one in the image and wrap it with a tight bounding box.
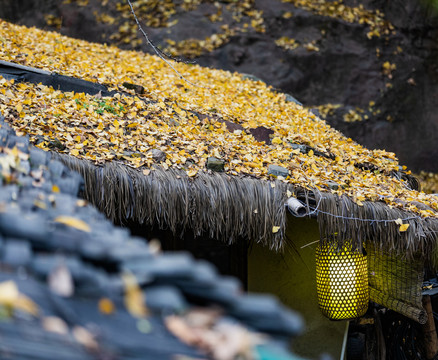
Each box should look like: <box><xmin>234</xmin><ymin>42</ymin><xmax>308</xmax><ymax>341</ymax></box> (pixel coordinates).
<box><xmin>340</xmin><ymin>321</ymin><xmax>350</xmax><ymax>360</ymax></box>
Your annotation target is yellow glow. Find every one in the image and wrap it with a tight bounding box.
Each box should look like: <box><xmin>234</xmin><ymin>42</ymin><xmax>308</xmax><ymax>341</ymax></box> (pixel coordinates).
<box><xmin>316</xmin><ymin>243</ymin><xmax>368</xmax><ymax>320</ymax></box>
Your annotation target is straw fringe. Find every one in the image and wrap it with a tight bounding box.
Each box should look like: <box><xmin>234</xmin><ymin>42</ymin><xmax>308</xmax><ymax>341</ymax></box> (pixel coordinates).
<box><xmin>314</xmin><ymin>192</ymin><xmax>438</xmax><ymax>260</ymax></box>
<box><xmin>51</xmin><ymin>152</ymin><xmax>438</xmax><ymax>258</ymax></box>
<box><xmin>52</xmin><ymin>152</ymin><xmax>292</xmax><ymax>250</ymax></box>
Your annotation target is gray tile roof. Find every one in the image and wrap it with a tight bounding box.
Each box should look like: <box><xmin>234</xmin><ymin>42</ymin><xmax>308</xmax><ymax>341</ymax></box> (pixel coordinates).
<box><xmin>0</xmin><ymin>115</ymin><xmax>306</xmax><ymax>359</ymax></box>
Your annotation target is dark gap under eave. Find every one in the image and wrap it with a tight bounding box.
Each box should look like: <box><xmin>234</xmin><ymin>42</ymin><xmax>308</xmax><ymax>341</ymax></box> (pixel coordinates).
<box><xmin>120</xmin><ymin>218</ymin><xmax>249</xmax><ymax>290</ymax></box>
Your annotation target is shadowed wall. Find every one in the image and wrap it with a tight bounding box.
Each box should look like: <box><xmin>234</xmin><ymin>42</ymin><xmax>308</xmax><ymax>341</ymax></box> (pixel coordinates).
<box><xmin>248</xmin><ymin>215</ymin><xmax>345</xmax><ymax>358</ymax></box>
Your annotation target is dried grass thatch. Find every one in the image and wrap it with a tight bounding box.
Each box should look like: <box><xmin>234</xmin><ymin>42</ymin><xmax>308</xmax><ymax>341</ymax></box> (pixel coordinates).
<box><xmin>315</xmin><ymin>192</ymin><xmax>438</xmax><ymax>261</ymax></box>
<box><xmin>51</xmin><ymin>152</ymin><xmax>438</xmax><ymax>259</ymax></box>
<box><xmin>52</xmin><ymin>152</ymin><xmax>293</xmax><ymax>251</ymax></box>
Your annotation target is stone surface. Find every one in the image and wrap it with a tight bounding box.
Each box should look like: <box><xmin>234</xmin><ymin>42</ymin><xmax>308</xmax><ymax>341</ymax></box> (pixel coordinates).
<box><xmin>249</xmin><ymin>126</ymin><xmax>275</xmax><ymax>144</ymax></box>
<box><xmin>206</xmin><ymin>156</ymin><xmax>225</xmax><ymax>172</ymax></box>
<box><xmin>224</xmin><ymin>120</ymin><xmax>245</xmax><ymax>133</ymax></box>
<box><xmin>285</xmin><ymin>93</ymin><xmax>302</xmax><ymax>106</ymax></box>
<box><xmin>149</xmin><ymin>149</ymin><xmax>166</xmax><ymax>163</ymax></box>
<box><xmin>268</xmin><ymin>164</ymin><xmax>289</xmax><ymax>178</ymax></box>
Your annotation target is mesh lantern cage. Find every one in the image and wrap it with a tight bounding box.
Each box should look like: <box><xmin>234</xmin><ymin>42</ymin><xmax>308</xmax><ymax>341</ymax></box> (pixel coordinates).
<box><xmin>316</xmin><ymin>242</ymin><xmax>369</xmax><ymax>320</ymax></box>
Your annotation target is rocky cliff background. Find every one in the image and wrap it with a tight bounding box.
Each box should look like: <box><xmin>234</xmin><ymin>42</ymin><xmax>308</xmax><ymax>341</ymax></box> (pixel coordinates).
<box><xmin>1</xmin><ymin>0</ymin><xmax>437</xmax><ymax>188</ymax></box>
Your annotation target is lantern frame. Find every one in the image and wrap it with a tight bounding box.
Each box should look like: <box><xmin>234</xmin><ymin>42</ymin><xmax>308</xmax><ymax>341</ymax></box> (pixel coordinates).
<box><xmin>316</xmin><ymin>242</ymin><xmax>369</xmax><ymax>320</ymax></box>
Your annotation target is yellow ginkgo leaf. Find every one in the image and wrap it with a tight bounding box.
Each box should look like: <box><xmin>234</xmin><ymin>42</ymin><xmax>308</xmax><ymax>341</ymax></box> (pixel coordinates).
<box><xmin>186</xmin><ymin>169</ymin><xmax>197</xmax><ymax>177</ymax></box>
<box><xmin>0</xmin><ymin>281</ymin><xmax>39</xmax><ymax>316</ymax></box>
<box><xmin>271</xmin><ymin>137</ymin><xmax>282</xmax><ymax>145</ymax></box>
<box><xmin>272</xmin><ymin>226</ymin><xmax>280</xmax><ymax>233</ymax></box>
<box><xmin>54</xmin><ymin>216</ymin><xmax>91</xmax><ymax>232</ymax></box>
<box><xmin>9</xmin><ymin>146</ymin><xmax>19</xmax><ymax>158</ymax></box>
<box><xmin>122</xmin><ymin>272</ymin><xmax>148</xmax><ymax>318</ymax></box>
<box><xmin>394</xmin><ymin>218</ymin><xmax>403</xmax><ymax>225</ymax></box>
<box><xmin>98</xmin><ymin>297</ymin><xmax>116</xmax><ymax>315</ymax></box>
<box><xmin>399</xmin><ymin>223</ymin><xmax>410</xmax><ymax>232</ymax></box>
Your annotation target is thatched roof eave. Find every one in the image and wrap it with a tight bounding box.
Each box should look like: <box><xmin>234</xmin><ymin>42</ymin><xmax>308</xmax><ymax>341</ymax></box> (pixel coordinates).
<box><xmin>51</xmin><ymin>152</ymin><xmax>438</xmax><ymax>261</ymax></box>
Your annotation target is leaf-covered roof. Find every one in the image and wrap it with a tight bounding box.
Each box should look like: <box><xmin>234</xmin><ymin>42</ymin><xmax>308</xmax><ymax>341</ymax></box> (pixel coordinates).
<box><xmin>0</xmin><ymin>20</ymin><xmax>437</xmax><ymax>221</ymax></box>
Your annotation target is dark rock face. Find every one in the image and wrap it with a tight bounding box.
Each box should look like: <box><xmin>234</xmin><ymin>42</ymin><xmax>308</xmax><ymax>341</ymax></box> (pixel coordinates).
<box><xmin>1</xmin><ymin>0</ymin><xmax>437</xmax><ymax>172</ymax></box>
<box><xmin>198</xmin><ymin>1</ymin><xmax>438</xmax><ymax>172</ymax></box>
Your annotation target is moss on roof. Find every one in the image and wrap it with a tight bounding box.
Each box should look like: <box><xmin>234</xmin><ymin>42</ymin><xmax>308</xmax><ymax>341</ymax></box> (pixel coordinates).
<box><xmin>0</xmin><ymin>20</ymin><xmax>437</xmax><ymax>220</ymax></box>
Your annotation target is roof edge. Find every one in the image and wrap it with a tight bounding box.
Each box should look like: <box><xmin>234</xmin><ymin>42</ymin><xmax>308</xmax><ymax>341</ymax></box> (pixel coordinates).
<box><xmin>51</xmin><ymin>152</ymin><xmax>438</xmax><ymax>260</ymax></box>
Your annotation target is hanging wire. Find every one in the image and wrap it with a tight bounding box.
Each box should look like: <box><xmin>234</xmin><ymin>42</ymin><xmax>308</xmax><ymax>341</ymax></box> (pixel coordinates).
<box><xmin>126</xmin><ymin>0</ymin><xmax>208</xmax><ymax>89</ymax></box>
<box><xmin>307</xmin><ymin>196</ymin><xmax>421</xmax><ymax>224</ymax></box>
<box><xmin>310</xmin><ymin>206</ymin><xmax>420</xmax><ymax>224</ymax></box>
<box><xmin>287</xmin><ymin>195</ymin><xmax>423</xmax><ymax>224</ymax></box>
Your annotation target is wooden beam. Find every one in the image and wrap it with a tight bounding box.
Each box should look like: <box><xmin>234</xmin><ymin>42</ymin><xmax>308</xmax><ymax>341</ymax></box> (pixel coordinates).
<box><xmin>421</xmin><ymin>295</ymin><xmax>438</xmax><ymax>359</ymax></box>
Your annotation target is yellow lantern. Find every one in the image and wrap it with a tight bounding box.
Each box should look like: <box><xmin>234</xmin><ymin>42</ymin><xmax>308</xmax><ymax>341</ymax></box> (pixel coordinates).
<box><xmin>315</xmin><ymin>242</ymin><xmax>369</xmax><ymax>320</ymax></box>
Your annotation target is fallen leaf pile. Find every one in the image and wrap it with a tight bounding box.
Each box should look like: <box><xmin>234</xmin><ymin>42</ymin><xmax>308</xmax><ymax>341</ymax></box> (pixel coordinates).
<box><xmin>102</xmin><ymin>0</ymin><xmax>265</xmax><ymax>55</ymax></box>
<box><xmin>64</xmin><ymin>0</ymin><xmax>90</xmax><ymax>6</ymax></box>
<box><xmin>163</xmin><ymin>25</ymin><xmax>237</xmax><ymax>59</ymax></box>
<box><xmin>275</xmin><ymin>36</ymin><xmax>300</xmax><ymax>51</ymax></box>
<box><xmin>0</xmin><ymin>145</ymin><xmax>29</xmax><ymax>184</ymax></box>
<box><xmin>417</xmin><ymin>172</ymin><xmax>438</xmax><ymax>195</ymax></box>
<box><xmin>343</xmin><ymin>108</ymin><xmax>366</xmax><ymax>123</ymax></box>
<box><xmin>310</xmin><ymin>103</ymin><xmax>342</xmax><ymax>119</ymax></box>
<box><xmin>382</xmin><ymin>61</ymin><xmax>397</xmax><ymax>79</ymax></box>
<box><xmin>46</xmin><ymin>0</ymin><xmax>394</xmax><ymax>64</ymax></box>
<box><xmin>0</xmin><ymin>20</ymin><xmax>437</xmax><ymax>218</ymax></box>
<box><xmin>281</xmin><ymin>0</ymin><xmax>394</xmax><ymax>39</ymax></box>
<box><xmin>311</xmin><ymin>102</ymin><xmax>381</xmax><ymax>123</ymax></box>
<box><xmin>275</xmin><ymin>36</ymin><xmax>321</xmax><ymax>53</ymax></box>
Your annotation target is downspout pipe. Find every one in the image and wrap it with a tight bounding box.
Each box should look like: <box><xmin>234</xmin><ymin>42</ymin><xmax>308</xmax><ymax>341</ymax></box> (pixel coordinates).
<box><xmin>285</xmin><ymin>197</ymin><xmax>308</xmax><ymax>217</ymax></box>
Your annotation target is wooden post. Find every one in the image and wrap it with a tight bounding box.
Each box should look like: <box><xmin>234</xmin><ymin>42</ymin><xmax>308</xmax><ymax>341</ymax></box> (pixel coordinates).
<box><xmin>422</xmin><ymin>295</ymin><xmax>438</xmax><ymax>360</ymax></box>
<box><xmin>374</xmin><ymin>308</ymin><xmax>386</xmax><ymax>360</ymax></box>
